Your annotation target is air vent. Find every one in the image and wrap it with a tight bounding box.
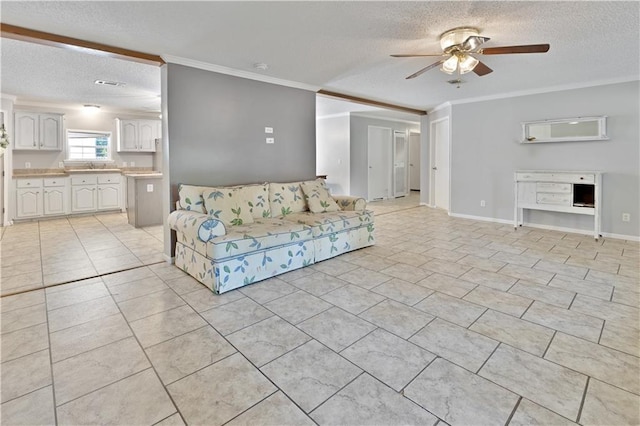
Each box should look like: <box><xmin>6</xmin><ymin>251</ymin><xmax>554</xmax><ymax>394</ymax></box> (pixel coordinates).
<box><xmin>94</xmin><ymin>79</ymin><xmax>126</xmax><ymax>87</ymax></box>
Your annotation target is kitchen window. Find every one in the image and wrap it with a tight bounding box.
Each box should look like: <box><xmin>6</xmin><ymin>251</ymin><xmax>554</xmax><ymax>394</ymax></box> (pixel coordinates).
<box><xmin>67</xmin><ymin>130</ymin><xmax>111</xmax><ymax>161</ymax></box>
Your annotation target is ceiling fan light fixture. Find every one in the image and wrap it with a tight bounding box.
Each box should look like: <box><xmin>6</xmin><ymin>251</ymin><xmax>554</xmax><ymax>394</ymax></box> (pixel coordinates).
<box><xmin>458</xmin><ymin>54</ymin><xmax>479</xmax><ymax>74</ymax></box>
<box><xmin>440</xmin><ymin>27</ymin><xmax>479</xmax><ymax>51</ymax></box>
<box><xmin>441</xmin><ymin>55</ymin><xmax>458</xmax><ymax>74</ymax></box>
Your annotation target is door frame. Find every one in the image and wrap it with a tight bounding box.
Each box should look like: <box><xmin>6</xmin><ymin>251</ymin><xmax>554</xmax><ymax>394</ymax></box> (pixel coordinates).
<box><xmin>367</xmin><ymin>125</ymin><xmax>392</xmax><ymax>201</ymax></box>
<box><xmin>392</xmin><ymin>130</ymin><xmax>408</xmax><ymax>198</ymax></box>
<box><xmin>429</xmin><ymin>116</ymin><xmax>451</xmax><ymax>211</ymax></box>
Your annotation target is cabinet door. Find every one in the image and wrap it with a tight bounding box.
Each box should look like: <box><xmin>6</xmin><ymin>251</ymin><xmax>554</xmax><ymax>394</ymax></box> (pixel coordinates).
<box><xmin>14</xmin><ymin>112</ymin><xmax>39</xmax><ymax>150</ymax></box>
<box><xmin>44</xmin><ymin>188</ymin><xmax>67</xmax><ymax>215</ymax></box>
<box><xmin>72</xmin><ymin>186</ymin><xmax>97</xmax><ymax>212</ymax></box>
<box><xmin>138</xmin><ymin>121</ymin><xmax>156</xmax><ymax>152</ymax></box>
<box><xmin>119</xmin><ymin>120</ymin><xmax>139</xmax><ymax>151</ymax></box>
<box><xmin>16</xmin><ymin>189</ymin><xmax>43</xmax><ymax>217</ymax></box>
<box><xmin>39</xmin><ymin>114</ymin><xmax>63</xmax><ymax>150</ymax></box>
<box><xmin>98</xmin><ymin>185</ymin><xmax>120</xmax><ymax>210</ymax></box>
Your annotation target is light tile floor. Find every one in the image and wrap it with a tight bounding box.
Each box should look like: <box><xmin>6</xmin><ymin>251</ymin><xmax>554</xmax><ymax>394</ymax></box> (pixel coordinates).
<box><xmin>1</xmin><ymin>214</ymin><xmax>164</xmax><ymax>296</ymax></box>
<box><xmin>1</xmin><ymin>195</ymin><xmax>639</xmax><ymax>425</ymax></box>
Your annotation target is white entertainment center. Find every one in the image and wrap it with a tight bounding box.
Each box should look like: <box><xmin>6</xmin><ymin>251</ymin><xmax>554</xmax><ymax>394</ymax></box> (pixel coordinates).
<box><xmin>514</xmin><ymin>170</ymin><xmax>602</xmax><ymax>240</ymax></box>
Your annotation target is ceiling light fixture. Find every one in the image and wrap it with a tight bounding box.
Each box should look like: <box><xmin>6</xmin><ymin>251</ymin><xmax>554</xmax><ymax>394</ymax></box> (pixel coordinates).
<box><xmin>83</xmin><ymin>104</ymin><xmax>101</xmax><ymax>113</ymax></box>
<box><xmin>95</xmin><ymin>79</ymin><xmax>126</xmax><ymax>87</ymax></box>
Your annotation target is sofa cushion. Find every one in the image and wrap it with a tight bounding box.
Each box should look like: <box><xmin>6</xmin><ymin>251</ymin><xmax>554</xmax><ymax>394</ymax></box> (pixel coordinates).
<box><xmin>206</xmin><ymin>218</ymin><xmax>314</xmax><ymax>260</ymax></box>
<box><xmin>178</xmin><ymin>184</ymin><xmax>208</xmax><ymax>213</ymax></box>
<box><xmin>269</xmin><ymin>182</ymin><xmax>307</xmax><ymax>217</ymax></box>
<box><xmin>203</xmin><ymin>187</ymin><xmax>254</xmax><ymax>226</ymax></box>
<box><xmin>240</xmin><ymin>183</ymin><xmax>271</xmax><ymax>219</ymax></box>
<box><xmin>284</xmin><ymin>210</ymin><xmax>374</xmax><ymax>237</ymax></box>
<box><xmin>300</xmin><ymin>181</ymin><xmax>340</xmax><ymax>213</ymax></box>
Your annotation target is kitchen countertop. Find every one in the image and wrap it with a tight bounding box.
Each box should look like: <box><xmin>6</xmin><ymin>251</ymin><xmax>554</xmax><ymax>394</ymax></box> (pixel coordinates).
<box><xmin>13</xmin><ymin>168</ymin><xmax>162</xmax><ymax>178</ymax></box>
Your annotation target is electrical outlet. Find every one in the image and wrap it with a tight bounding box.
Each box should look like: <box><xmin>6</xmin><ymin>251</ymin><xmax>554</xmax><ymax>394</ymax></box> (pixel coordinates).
<box><xmin>622</xmin><ymin>213</ymin><xmax>631</xmax><ymax>222</ymax></box>
<box><xmin>25</xmin><ymin>162</ymin><xmax>31</xmax><ymax>169</ymax></box>
<box><xmin>146</xmin><ymin>184</ymin><xmax>154</xmax><ymax>192</ymax></box>
<box><xmin>266</xmin><ymin>138</ymin><xmax>275</xmax><ymax>144</ymax></box>
<box><xmin>480</xmin><ymin>200</ymin><xmax>486</xmax><ymax>207</ymax></box>
<box><xmin>58</xmin><ymin>162</ymin><xmax>64</xmax><ymax>168</ymax></box>
<box><xmin>130</xmin><ymin>161</ymin><xmax>135</xmax><ymax>167</ymax></box>
<box><xmin>122</xmin><ymin>161</ymin><xmax>127</xmax><ymax>167</ymax></box>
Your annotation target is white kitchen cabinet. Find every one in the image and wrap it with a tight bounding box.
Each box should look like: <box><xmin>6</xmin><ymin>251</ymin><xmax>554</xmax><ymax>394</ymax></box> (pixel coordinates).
<box><xmin>97</xmin><ymin>174</ymin><xmax>121</xmax><ymax>210</ymax></box>
<box><xmin>116</xmin><ymin>118</ymin><xmax>160</xmax><ymax>152</ymax></box>
<box><xmin>14</xmin><ymin>112</ymin><xmax>64</xmax><ymax>151</ymax></box>
<box><xmin>43</xmin><ymin>177</ymin><xmax>69</xmax><ymax>216</ymax></box>
<box><xmin>16</xmin><ymin>187</ymin><xmax>43</xmax><ymax>218</ymax></box>
<box><xmin>71</xmin><ymin>185</ymin><xmax>97</xmax><ymax>212</ymax></box>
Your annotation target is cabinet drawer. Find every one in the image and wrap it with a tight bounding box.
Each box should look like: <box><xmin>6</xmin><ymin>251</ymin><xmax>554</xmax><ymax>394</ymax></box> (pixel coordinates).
<box><xmin>536</xmin><ymin>192</ymin><xmax>571</xmax><ymax>205</ymax></box>
<box><xmin>517</xmin><ymin>172</ymin><xmax>595</xmax><ymax>184</ymax></box>
<box><xmin>71</xmin><ymin>175</ymin><xmax>98</xmax><ymax>185</ymax></box>
<box><xmin>44</xmin><ymin>177</ymin><xmax>67</xmax><ymax>187</ymax></box>
<box><xmin>16</xmin><ymin>178</ymin><xmax>43</xmax><ymax>188</ymax></box>
<box><xmin>97</xmin><ymin>174</ymin><xmax>120</xmax><ymax>184</ymax></box>
<box><xmin>536</xmin><ymin>182</ymin><xmax>571</xmax><ymax>193</ymax></box>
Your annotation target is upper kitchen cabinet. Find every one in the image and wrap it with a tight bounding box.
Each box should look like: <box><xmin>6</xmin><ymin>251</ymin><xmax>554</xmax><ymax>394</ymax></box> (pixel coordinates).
<box><xmin>116</xmin><ymin>118</ymin><xmax>160</xmax><ymax>152</ymax></box>
<box><xmin>14</xmin><ymin>112</ymin><xmax>64</xmax><ymax>151</ymax></box>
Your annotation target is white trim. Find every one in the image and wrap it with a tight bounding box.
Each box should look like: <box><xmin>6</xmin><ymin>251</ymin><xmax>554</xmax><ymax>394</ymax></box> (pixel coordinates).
<box><xmin>162</xmin><ymin>55</ymin><xmax>321</xmax><ymax>92</ymax></box>
<box><xmin>449</xmin><ymin>76</ymin><xmax>639</xmax><ymax>107</ymax></box>
<box><xmin>163</xmin><ymin>254</ymin><xmax>175</xmax><ymax>264</ymax></box>
<box><xmin>428</xmin><ymin>102</ymin><xmax>451</xmax><ymax>114</ymax></box>
<box><xmin>449</xmin><ymin>212</ymin><xmax>639</xmax><ymax>242</ymax></box>
<box><xmin>1</xmin><ymin>94</ymin><xmax>17</xmax><ymax>102</ymax></box>
<box><xmin>351</xmin><ymin>112</ymin><xmax>420</xmax><ymax>126</ymax></box>
<box><xmin>448</xmin><ymin>212</ymin><xmax>512</xmax><ymax>225</ymax></box>
<box><xmin>429</xmin><ymin>116</ymin><xmax>451</xmax><ymax>211</ymax></box>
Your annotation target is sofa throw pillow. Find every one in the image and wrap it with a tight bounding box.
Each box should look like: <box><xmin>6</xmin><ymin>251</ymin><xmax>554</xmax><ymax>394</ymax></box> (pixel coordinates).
<box><xmin>300</xmin><ymin>181</ymin><xmax>340</xmax><ymax>213</ymax></box>
<box><xmin>203</xmin><ymin>187</ymin><xmax>254</xmax><ymax>226</ymax></box>
<box><xmin>178</xmin><ymin>184</ymin><xmax>207</xmax><ymax>213</ymax></box>
<box><xmin>236</xmin><ymin>183</ymin><xmax>271</xmax><ymax>219</ymax></box>
<box><xmin>268</xmin><ymin>182</ymin><xmax>308</xmax><ymax>217</ymax></box>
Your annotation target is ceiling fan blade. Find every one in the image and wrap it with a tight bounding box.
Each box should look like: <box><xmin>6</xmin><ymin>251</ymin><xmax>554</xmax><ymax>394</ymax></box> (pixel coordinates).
<box><xmin>406</xmin><ymin>59</ymin><xmax>445</xmax><ymax>79</ymax></box>
<box><xmin>461</xmin><ymin>36</ymin><xmax>490</xmax><ymax>51</ymax></box>
<box><xmin>391</xmin><ymin>53</ymin><xmax>444</xmax><ymax>57</ymax></box>
<box><xmin>473</xmin><ymin>61</ymin><xmax>493</xmax><ymax>76</ymax></box>
<box><xmin>481</xmin><ymin>44</ymin><xmax>550</xmax><ymax>55</ymax></box>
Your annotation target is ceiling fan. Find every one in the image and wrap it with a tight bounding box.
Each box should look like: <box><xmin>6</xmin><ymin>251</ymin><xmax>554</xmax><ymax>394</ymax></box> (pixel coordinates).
<box><xmin>392</xmin><ymin>27</ymin><xmax>550</xmax><ymax>79</ymax></box>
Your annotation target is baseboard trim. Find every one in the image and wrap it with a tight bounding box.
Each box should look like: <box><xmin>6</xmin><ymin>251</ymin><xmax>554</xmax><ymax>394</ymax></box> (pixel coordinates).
<box><xmin>448</xmin><ymin>212</ymin><xmax>513</xmax><ymax>225</ymax></box>
<box><xmin>448</xmin><ymin>212</ymin><xmax>640</xmax><ymax>242</ymax></box>
<box><xmin>163</xmin><ymin>254</ymin><xmax>175</xmax><ymax>264</ymax></box>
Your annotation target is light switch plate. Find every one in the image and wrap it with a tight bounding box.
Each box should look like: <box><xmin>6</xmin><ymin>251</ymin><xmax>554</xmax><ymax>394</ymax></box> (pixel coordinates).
<box><xmin>265</xmin><ymin>127</ymin><xmax>273</xmax><ymax>134</ymax></box>
<box><xmin>266</xmin><ymin>138</ymin><xmax>275</xmax><ymax>144</ymax></box>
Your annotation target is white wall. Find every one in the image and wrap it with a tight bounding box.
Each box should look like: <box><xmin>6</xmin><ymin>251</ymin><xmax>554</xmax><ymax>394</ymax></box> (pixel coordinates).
<box><xmin>316</xmin><ymin>115</ymin><xmax>350</xmax><ymax>195</ymax></box>
<box><xmin>447</xmin><ymin>80</ymin><xmax>639</xmax><ymax>238</ymax></box>
<box><xmin>11</xmin><ymin>103</ymin><xmax>158</xmax><ymax>170</ymax></box>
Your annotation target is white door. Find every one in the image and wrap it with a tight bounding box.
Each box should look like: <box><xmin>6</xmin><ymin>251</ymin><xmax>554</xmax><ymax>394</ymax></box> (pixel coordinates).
<box><xmin>431</xmin><ymin>117</ymin><xmax>450</xmax><ymax>210</ymax></box>
<box><xmin>409</xmin><ymin>132</ymin><xmax>421</xmax><ymax>191</ymax></box>
<box><xmin>368</xmin><ymin>126</ymin><xmax>392</xmax><ymax>200</ymax></box>
<box><xmin>393</xmin><ymin>131</ymin><xmax>408</xmax><ymax>197</ymax></box>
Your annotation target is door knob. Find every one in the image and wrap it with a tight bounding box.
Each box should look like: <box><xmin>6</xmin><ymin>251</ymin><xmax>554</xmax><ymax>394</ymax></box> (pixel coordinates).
<box><xmin>432</xmin><ymin>167</ymin><xmax>438</xmax><ymax>170</ymax></box>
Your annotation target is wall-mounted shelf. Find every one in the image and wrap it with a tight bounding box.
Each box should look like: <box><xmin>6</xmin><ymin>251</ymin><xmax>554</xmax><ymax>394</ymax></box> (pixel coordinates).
<box><xmin>521</xmin><ymin>116</ymin><xmax>608</xmax><ymax>144</ymax></box>
<box><xmin>514</xmin><ymin>170</ymin><xmax>602</xmax><ymax>239</ymax></box>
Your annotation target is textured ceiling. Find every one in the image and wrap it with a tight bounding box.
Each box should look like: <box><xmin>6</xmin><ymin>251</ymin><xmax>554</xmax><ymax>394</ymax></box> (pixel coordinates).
<box><xmin>1</xmin><ymin>1</ymin><xmax>638</xmax><ymax>112</ymax></box>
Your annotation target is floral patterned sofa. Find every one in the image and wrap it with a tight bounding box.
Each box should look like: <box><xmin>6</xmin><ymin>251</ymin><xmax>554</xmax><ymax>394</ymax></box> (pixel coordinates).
<box><xmin>168</xmin><ymin>179</ymin><xmax>375</xmax><ymax>294</ymax></box>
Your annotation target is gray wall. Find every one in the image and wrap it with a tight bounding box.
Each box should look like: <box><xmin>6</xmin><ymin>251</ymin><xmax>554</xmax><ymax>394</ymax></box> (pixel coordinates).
<box><xmin>164</xmin><ymin>64</ymin><xmax>317</xmax><ymax>256</ymax></box>
<box><xmin>349</xmin><ymin>114</ymin><xmax>420</xmax><ymax>200</ymax></box>
<box><xmin>450</xmin><ymin>81</ymin><xmax>639</xmax><ymax>237</ymax></box>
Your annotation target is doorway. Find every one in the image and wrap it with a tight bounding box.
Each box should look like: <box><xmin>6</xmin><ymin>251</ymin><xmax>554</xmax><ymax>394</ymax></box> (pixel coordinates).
<box><xmin>430</xmin><ymin>117</ymin><xmax>450</xmax><ymax>211</ymax></box>
<box><xmin>409</xmin><ymin>132</ymin><xmax>421</xmax><ymax>191</ymax></box>
<box><xmin>368</xmin><ymin>126</ymin><xmax>392</xmax><ymax>200</ymax></box>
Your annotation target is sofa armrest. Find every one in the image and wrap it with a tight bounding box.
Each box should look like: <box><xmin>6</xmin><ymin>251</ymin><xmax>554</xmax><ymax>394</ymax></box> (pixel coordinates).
<box><xmin>332</xmin><ymin>195</ymin><xmax>367</xmax><ymax>211</ymax></box>
<box><xmin>168</xmin><ymin>210</ymin><xmax>227</xmax><ymax>243</ymax></box>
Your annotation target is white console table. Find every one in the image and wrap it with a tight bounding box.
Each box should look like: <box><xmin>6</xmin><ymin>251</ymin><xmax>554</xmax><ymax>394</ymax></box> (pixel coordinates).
<box><xmin>514</xmin><ymin>170</ymin><xmax>602</xmax><ymax>240</ymax></box>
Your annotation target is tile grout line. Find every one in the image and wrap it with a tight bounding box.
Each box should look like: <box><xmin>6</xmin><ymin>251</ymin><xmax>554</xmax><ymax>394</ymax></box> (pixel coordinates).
<box><xmin>504</xmin><ymin>396</ymin><xmax>522</xmax><ymax>426</ymax></box>
<box><xmin>576</xmin><ymin>376</ymin><xmax>591</xmax><ymax>424</ymax></box>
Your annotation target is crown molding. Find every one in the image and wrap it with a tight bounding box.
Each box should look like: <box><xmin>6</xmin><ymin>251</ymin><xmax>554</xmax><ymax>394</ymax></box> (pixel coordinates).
<box><xmin>316</xmin><ymin>112</ymin><xmax>351</xmax><ymax>120</ymax></box>
<box><xmin>162</xmin><ymin>55</ymin><xmax>321</xmax><ymax>92</ymax></box>
<box><xmin>428</xmin><ymin>101</ymin><xmax>452</xmax><ymax>114</ymax></box>
<box><xmin>1</xmin><ymin>94</ymin><xmax>17</xmax><ymax>102</ymax></box>
<box><xmin>449</xmin><ymin>76</ymin><xmax>639</xmax><ymax>106</ymax></box>
<box><xmin>13</xmin><ymin>99</ymin><xmax>160</xmax><ymax>116</ymax></box>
